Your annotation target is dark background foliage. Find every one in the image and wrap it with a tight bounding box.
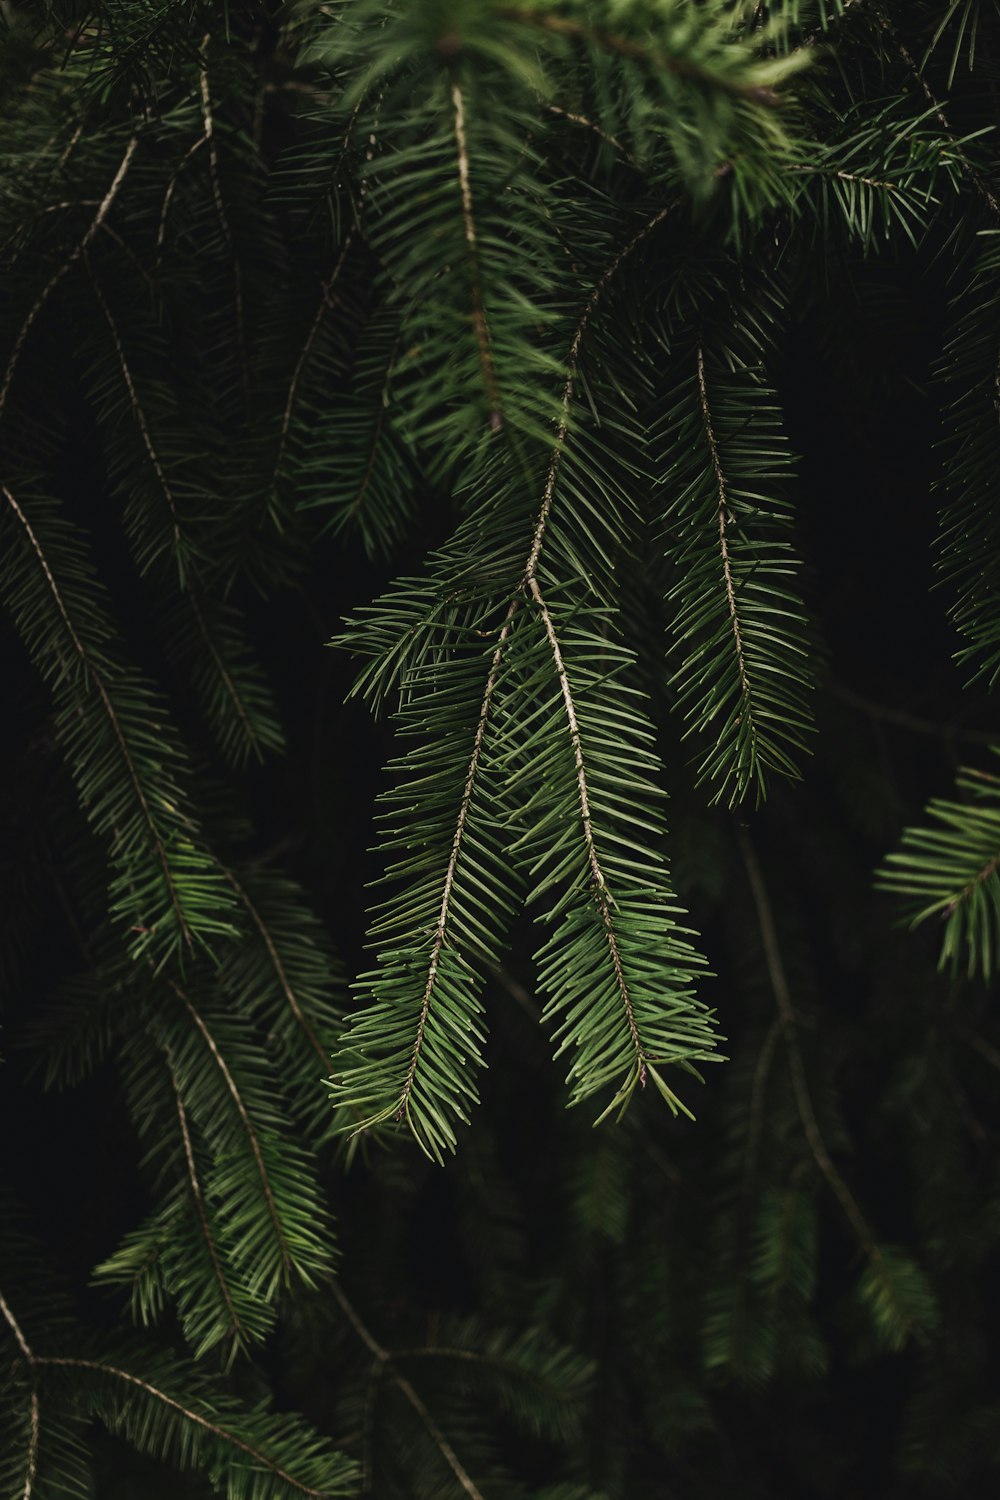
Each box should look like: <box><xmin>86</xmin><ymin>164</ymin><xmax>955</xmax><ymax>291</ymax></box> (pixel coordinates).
<box><xmin>3</xmin><ymin>3</ymin><xmax>1000</xmax><ymax>1497</ymax></box>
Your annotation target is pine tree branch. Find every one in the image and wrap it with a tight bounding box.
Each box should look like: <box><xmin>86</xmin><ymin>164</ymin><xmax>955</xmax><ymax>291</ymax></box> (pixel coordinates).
<box><xmin>526</xmin><ymin>575</ymin><xmax>647</xmax><ymax>1082</ymax></box>
<box><xmin>173</xmin><ymin>985</ymin><xmax>293</xmax><ymax>1281</ymax></box>
<box><xmin>696</xmin><ymin>345</ymin><xmax>752</xmax><ymax>721</ymax></box>
<box><xmin>450</xmin><ymin>78</ymin><xmax>502</xmax><ymax>431</ymax></box>
<box><xmin>513</xmin><ymin>207</ymin><xmax>672</xmax><ymax>1092</ymax></box>
<box><xmin>389</xmin><ymin>206</ymin><xmax>670</xmax><ymax>1131</ymax></box>
<box><xmin>329</xmin><ymin>1283</ymin><xmax>486</xmax><ymax>1500</ymax></box>
<box><xmin>737</xmin><ymin>827</ymin><xmax>920</xmax><ymax>1339</ymax></box>
<box><xmin>223</xmin><ymin>870</ymin><xmax>332</xmax><ymax>1072</ymax></box>
<box><xmin>0</xmin><ymin>134</ymin><xmax>138</xmax><ymax>419</ymax></box>
<box><xmin>543</xmin><ymin>102</ymin><xmax>630</xmax><ymax>157</ymax></box>
<box><xmin>199</xmin><ymin>41</ymin><xmax>248</xmax><ymax>403</ymax></box>
<box><xmin>394</xmin><ymin>601</ymin><xmax>518</xmax><ymax>1126</ymax></box>
<box><xmin>273</xmin><ymin>236</ymin><xmax>354</xmax><ymax>487</ymax></box>
<box><xmin>88</xmin><ymin>267</ymin><xmax>182</xmax><ymax>552</ymax></box>
<box><xmin>1</xmin><ymin>484</ymin><xmax>194</xmax><ymax>948</ymax></box>
<box><xmin>879</xmin><ymin>10</ymin><xmax>1000</xmax><ymax>221</ymax></box>
<box><xmin>0</xmin><ymin>1288</ymin><xmax>38</xmax><ymax>1500</ymax></box>
<box><xmin>524</xmin><ymin>204</ymin><xmax>671</xmax><ymax>577</ymax></box>
<box><xmin>185</xmin><ymin>590</ymin><xmax>267</xmax><ymax>760</ymax></box>
<box><xmin>164</xmin><ymin>1051</ymin><xmax>244</xmax><ymax>1356</ymax></box>
<box><xmin>344</xmin><ymin>333</ymin><xmax>401</xmax><ymax>526</ymax></box>
<box><xmin>34</xmin><ymin>1357</ymin><xmax>334</xmax><ymax>1498</ymax></box>
<box><xmin>496</xmin><ymin>7</ymin><xmax>784</xmax><ymax>106</ymax></box>
<box><xmin>156</xmin><ymin>134</ymin><xmax>207</xmax><ymax>267</ymax></box>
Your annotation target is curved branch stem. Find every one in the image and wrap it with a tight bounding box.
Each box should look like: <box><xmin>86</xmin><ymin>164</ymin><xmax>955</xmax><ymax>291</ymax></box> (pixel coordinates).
<box><xmin>737</xmin><ymin>829</ymin><xmax>915</xmax><ymax>1332</ymax></box>
<box><xmin>0</xmin><ymin>1289</ymin><xmax>39</xmax><ymax>1500</ymax></box>
<box><xmin>35</xmin><ymin>1357</ymin><xmax>332</xmax><ymax>1498</ymax></box>
<box><xmin>330</xmin><ymin>1283</ymin><xmax>485</xmax><ymax>1500</ymax></box>
<box><xmin>223</xmin><ymin>871</ymin><xmax>332</xmax><ymax>1071</ymax></box>
<box><xmin>199</xmin><ymin>41</ymin><xmax>248</xmax><ymax>403</ymax></box>
<box><xmin>697</xmin><ymin>346</ymin><xmax>752</xmax><ymax>715</ymax></box>
<box><xmin>173</xmin><ymin>985</ymin><xmax>292</xmax><ymax>1280</ymax></box>
<box><xmin>0</xmin><ymin>135</ymin><xmax>138</xmax><ymax>419</ymax></box>
<box><xmin>164</xmin><ymin>1051</ymin><xmax>244</xmax><ymax>1354</ymax></box>
<box><xmin>2</xmin><ymin>484</ymin><xmax>193</xmax><ymax>947</ymax></box>
<box><xmin>450</xmin><ymin>78</ymin><xmax>502</xmax><ymax>430</ymax></box>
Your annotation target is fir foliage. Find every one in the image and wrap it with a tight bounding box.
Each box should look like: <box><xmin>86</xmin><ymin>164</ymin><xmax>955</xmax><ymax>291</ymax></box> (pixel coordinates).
<box><xmin>2</xmin><ymin>0</ymin><xmax>1000</xmax><ymax>1495</ymax></box>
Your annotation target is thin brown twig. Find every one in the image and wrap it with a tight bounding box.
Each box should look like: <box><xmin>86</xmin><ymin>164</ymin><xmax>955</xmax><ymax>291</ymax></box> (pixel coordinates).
<box><xmin>330</xmin><ymin>1283</ymin><xmax>486</xmax><ymax>1500</ymax></box>
<box><xmin>737</xmin><ymin>829</ymin><xmax>915</xmax><ymax>1330</ymax></box>
<box><xmin>891</xmin><ymin>27</ymin><xmax>1000</xmax><ymax>221</ymax></box>
<box><xmin>450</xmin><ymin>78</ymin><xmax>502</xmax><ymax>430</ymax></box>
<box><xmin>156</xmin><ymin>135</ymin><xmax>207</xmax><ymax>266</ymax></box>
<box><xmin>697</xmin><ymin>346</ymin><xmax>752</xmax><ymax>714</ymax></box>
<box><xmin>35</xmin><ymin>1356</ymin><xmax>334</xmax><ymax>1497</ymax></box>
<box><xmin>830</xmin><ymin>681</ymin><xmax>998</xmax><ymax>746</ymax></box>
<box><xmin>543</xmin><ymin>102</ymin><xmax>630</xmax><ymax>158</ymax></box>
<box><xmin>199</xmin><ymin>41</ymin><xmax>249</xmax><ymax>403</ymax></box>
<box><xmin>0</xmin><ymin>1288</ymin><xmax>39</xmax><ymax>1500</ymax></box>
<box><xmin>273</xmin><ymin>238</ymin><xmax>354</xmax><ymax>486</ymax></box>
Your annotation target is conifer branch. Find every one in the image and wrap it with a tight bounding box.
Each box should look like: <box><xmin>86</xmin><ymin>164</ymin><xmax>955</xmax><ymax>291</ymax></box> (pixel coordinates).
<box><xmin>0</xmin><ymin>1289</ymin><xmax>38</xmax><ymax>1500</ymax></box>
<box><xmin>165</xmin><ymin>1053</ymin><xmax>244</xmax><ymax>1353</ymax></box>
<box><xmin>543</xmin><ymin>103</ymin><xmax>629</xmax><ymax>157</ymax></box>
<box><xmin>0</xmin><ymin>1287</ymin><xmax>35</xmax><ymax>1364</ymax></box>
<box><xmin>390</xmin><ymin>206</ymin><xmax>670</xmax><ymax>1129</ymax></box>
<box><xmin>35</xmin><ymin>1357</ymin><xmax>335</xmax><ymax>1498</ymax></box>
<box><xmin>738</xmin><ymin>829</ymin><xmax>872</xmax><ymax>1248</ymax></box>
<box><xmin>88</xmin><ymin>266</ymin><xmax>277</xmax><ymax>762</ymax></box>
<box><xmin>274</xmin><ymin>238</ymin><xmax>354</xmax><ymax>486</ymax></box>
<box><xmin>1</xmin><ymin>485</ymin><xmax>194</xmax><ymax>948</ymax></box>
<box><xmin>344</xmin><ymin>334</ymin><xmax>401</xmax><ymax>525</ymax></box>
<box><xmin>330</xmin><ymin>1284</ymin><xmax>486</xmax><ymax>1500</ymax></box>
<box><xmin>738</xmin><ymin>828</ymin><xmax>921</xmax><ymax>1338</ymax></box>
<box><xmin>57</xmin><ymin>120</ymin><xmax>86</xmax><ymax>173</ymax></box>
<box><xmin>156</xmin><ymin>134</ymin><xmax>207</xmax><ymax>264</ymax></box>
<box><xmin>525</xmin><ymin>205</ymin><xmax>670</xmax><ymax>575</ymax></box>
<box><xmin>88</xmin><ymin>269</ymin><xmax>181</xmax><ymax>550</ymax></box>
<box><xmin>696</xmin><ymin>345</ymin><xmax>752</xmax><ymax>712</ymax></box>
<box><xmin>526</xmin><ymin>575</ymin><xmax>646</xmax><ymax>1082</ymax></box>
<box><xmin>496</xmin><ymin>7</ymin><xmax>785</xmax><ymax>106</ymax></box>
<box><xmin>173</xmin><ymin>986</ymin><xmax>293</xmax><ymax>1280</ymax></box>
<box><xmin>223</xmin><ymin>870</ymin><xmax>332</xmax><ymax>1071</ymax></box>
<box><xmin>394</xmin><ymin>601</ymin><xmax>518</xmax><ymax>1126</ymax></box>
<box><xmin>0</xmin><ymin>134</ymin><xmax>138</xmax><ymax>419</ymax></box>
<box><xmin>185</xmin><ymin>590</ymin><xmax>267</xmax><ymax>759</ymax></box>
<box><xmin>199</xmin><ymin>43</ymin><xmax>248</xmax><ymax>400</ymax></box>
<box><xmin>891</xmin><ymin>27</ymin><xmax>1000</xmax><ymax>221</ymax></box>
<box><xmin>512</xmin><ymin>207</ymin><xmax>672</xmax><ymax>1091</ymax></box>
<box><xmin>450</xmin><ymin>79</ymin><xmax>502</xmax><ymax>431</ymax></box>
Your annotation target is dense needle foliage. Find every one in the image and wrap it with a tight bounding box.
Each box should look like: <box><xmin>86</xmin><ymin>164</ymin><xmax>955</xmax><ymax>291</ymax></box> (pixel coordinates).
<box><xmin>2</xmin><ymin>1</ymin><xmax>1000</xmax><ymax>1495</ymax></box>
